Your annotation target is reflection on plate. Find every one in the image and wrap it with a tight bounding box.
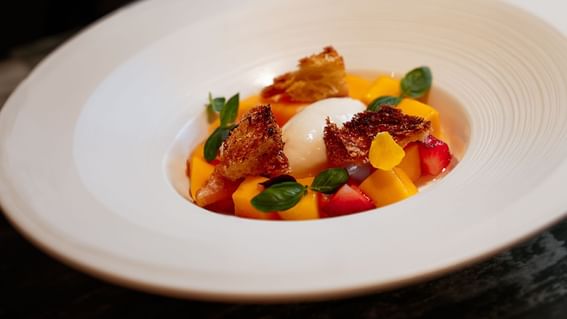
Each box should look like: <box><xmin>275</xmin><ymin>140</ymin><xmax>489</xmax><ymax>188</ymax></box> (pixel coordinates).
<box><xmin>1</xmin><ymin>0</ymin><xmax>567</xmax><ymax>302</ymax></box>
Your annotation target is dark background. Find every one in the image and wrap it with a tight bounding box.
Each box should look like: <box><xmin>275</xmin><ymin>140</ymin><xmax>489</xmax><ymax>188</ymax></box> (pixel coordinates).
<box><xmin>0</xmin><ymin>0</ymin><xmax>135</xmax><ymax>57</ymax></box>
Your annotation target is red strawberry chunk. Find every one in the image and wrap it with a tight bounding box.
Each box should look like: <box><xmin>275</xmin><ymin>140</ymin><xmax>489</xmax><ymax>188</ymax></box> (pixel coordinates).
<box><xmin>324</xmin><ymin>184</ymin><xmax>375</xmax><ymax>217</ymax></box>
<box><xmin>317</xmin><ymin>193</ymin><xmax>332</xmax><ymax>218</ymax></box>
<box><xmin>418</xmin><ymin>135</ymin><xmax>452</xmax><ymax>176</ymax></box>
<box><xmin>317</xmin><ymin>193</ymin><xmax>332</xmax><ymax>212</ymax></box>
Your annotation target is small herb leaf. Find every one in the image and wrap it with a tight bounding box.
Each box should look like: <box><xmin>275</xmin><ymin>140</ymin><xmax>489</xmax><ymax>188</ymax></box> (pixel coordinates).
<box><xmin>211</xmin><ymin>97</ymin><xmax>226</xmax><ymax>112</ymax></box>
<box><xmin>367</xmin><ymin>96</ymin><xmax>402</xmax><ymax>111</ymax></box>
<box><xmin>220</xmin><ymin>93</ymin><xmax>239</xmax><ymax>127</ymax></box>
<box><xmin>206</xmin><ymin>93</ymin><xmax>217</xmax><ymax>123</ymax></box>
<box><xmin>400</xmin><ymin>66</ymin><xmax>432</xmax><ymax>99</ymax></box>
<box><xmin>310</xmin><ymin>168</ymin><xmax>349</xmax><ymax>194</ymax></box>
<box><xmin>203</xmin><ymin>125</ymin><xmax>235</xmax><ymax>161</ymax></box>
<box><xmin>251</xmin><ymin>182</ymin><xmax>307</xmax><ymax>212</ymax></box>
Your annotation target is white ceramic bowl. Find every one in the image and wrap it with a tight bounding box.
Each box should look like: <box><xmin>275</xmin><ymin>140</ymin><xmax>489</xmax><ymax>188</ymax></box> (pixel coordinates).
<box><xmin>1</xmin><ymin>0</ymin><xmax>567</xmax><ymax>302</ymax></box>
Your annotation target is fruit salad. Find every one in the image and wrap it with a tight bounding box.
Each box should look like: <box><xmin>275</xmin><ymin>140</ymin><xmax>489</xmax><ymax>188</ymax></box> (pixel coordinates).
<box><xmin>187</xmin><ymin>46</ymin><xmax>453</xmax><ymax>220</ymax></box>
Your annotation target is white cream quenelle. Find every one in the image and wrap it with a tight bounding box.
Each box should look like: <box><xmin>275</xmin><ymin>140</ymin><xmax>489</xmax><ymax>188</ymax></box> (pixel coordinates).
<box><xmin>281</xmin><ymin>97</ymin><xmax>366</xmax><ymax>177</ymax></box>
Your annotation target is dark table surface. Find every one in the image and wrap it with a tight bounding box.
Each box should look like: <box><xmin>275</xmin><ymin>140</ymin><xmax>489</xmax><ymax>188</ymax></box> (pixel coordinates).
<box><xmin>1</xmin><ymin>34</ymin><xmax>567</xmax><ymax>319</ymax></box>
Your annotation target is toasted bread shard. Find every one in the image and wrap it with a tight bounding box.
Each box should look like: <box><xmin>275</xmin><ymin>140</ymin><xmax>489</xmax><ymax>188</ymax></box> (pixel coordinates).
<box><xmin>216</xmin><ymin>105</ymin><xmax>289</xmax><ymax>180</ymax></box>
<box><xmin>261</xmin><ymin>46</ymin><xmax>349</xmax><ymax>103</ymax></box>
<box><xmin>324</xmin><ymin>106</ymin><xmax>431</xmax><ymax>166</ymax></box>
<box><xmin>195</xmin><ymin>105</ymin><xmax>290</xmax><ymax>206</ymax></box>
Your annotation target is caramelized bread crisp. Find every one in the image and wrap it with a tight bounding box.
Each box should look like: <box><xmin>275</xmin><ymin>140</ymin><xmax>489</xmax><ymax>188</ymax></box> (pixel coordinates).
<box><xmin>217</xmin><ymin>105</ymin><xmax>289</xmax><ymax>180</ymax></box>
<box><xmin>195</xmin><ymin>105</ymin><xmax>289</xmax><ymax>206</ymax></box>
<box><xmin>324</xmin><ymin>106</ymin><xmax>431</xmax><ymax>166</ymax></box>
<box><xmin>261</xmin><ymin>46</ymin><xmax>349</xmax><ymax>103</ymax></box>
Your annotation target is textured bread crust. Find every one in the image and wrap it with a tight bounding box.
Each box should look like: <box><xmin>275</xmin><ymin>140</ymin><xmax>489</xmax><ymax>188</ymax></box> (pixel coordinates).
<box><xmin>261</xmin><ymin>46</ymin><xmax>349</xmax><ymax>103</ymax></box>
<box><xmin>216</xmin><ymin>105</ymin><xmax>290</xmax><ymax>180</ymax></box>
<box><xmin>195</xmin><ymin>105</ymin><xmax>289</xmax><ymax>206</ymax></box>
<box><xmin>324</xmin><ymin>106</ymin><xmax>431</xmax><ymax>166</ymax></box>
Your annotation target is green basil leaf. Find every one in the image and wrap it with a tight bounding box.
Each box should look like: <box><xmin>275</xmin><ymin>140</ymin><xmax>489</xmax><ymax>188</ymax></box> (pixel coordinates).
<box><xmin>211</xmin><ymin>97</ymin><xmax>226</xmax><ymax>113</ymax></box>
<box><xmin>251</xmin><ymin>182</ymin><xmax>307</xmax><ymax>212</ymax></box>
<box><xmin>205</xmin><ymin>93</ymin><xmax>217</xmax><ymax>123</ymax></box>
<box><xmin>220</xmin><ymin>93</ymin><xmax>239</xmax><ymax>127</ymax></box>
<box><xmin>367</xmin><ymin>96</ymin><xmax>402</xmax><ymax>111</ymax></box>
<box><xmin>400</xmin><ymin>66</ymin><xmax>432</xmax><ymax>99</ymax></box>
<box><xmin>203</xmin><ymin>125</ymin><xmax>235</xmax><ymax>161</ymax></box>
<box><xmin>310</xmin><ymin>168</ymin><xmax>349</xmax><ymax>194</ymax></box>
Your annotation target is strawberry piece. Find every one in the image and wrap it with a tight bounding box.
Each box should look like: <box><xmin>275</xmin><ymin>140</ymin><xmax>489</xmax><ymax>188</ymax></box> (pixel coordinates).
<box><xmin>418</xmin><ymin>135</ymin><xmax>452</xmax><ymax>176</ymax></box>
<box><xmin>324</xmin><ymin>184</ymin><xmax>375</xmax><ymax>217</ymax></box>
<box><xmin>317</xmin><ymin>193</ymin><xmax>332</xmax><ymax>218</ymax></box>
<box><xmin>317</xmin><ymin>193</ymin><xmax>332</xmax><ymax>211</ymax></box>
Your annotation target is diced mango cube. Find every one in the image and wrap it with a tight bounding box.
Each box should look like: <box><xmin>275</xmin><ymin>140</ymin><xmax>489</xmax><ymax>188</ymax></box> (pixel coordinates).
<box><xmin>397</xmin><ymin>143</ymin><xmax>421</xmax><ymax>182</ymax></box>
<box><xmin>346</xmin><ymin>74</ymin><xmax>371</xmax><ymax>101</ymax></box>
<box><xmin>359</xmin><ymin>167</ymin><xmax>417</xmax><ymax>207</ymax></box>
<box><xmin>398</xmin><ymin>98</ymin><xmax>441</xmax><ymax>138</ymax></box>
<box><xmin>363</xmin><ymin>76</ymin><xmax>401</xmax><ymax>105</ymax></box>
<box><xmin>239</xmin><ymin>95</ymin><xmax>262</xmax><ymax>113</ymax></box>
<box><xmin>270</xmin><ymin>102</ymin><xmax>307</xmax><ymax>127</ymax></box>
<box><xmin>278</xmin><ymin>177</ymin><xmax>320</xmax><ymax>220</ymax></box>
<box><xmin>189</xmin><ymin>144</ymin><xmax>216</xmax><ymax>200</ymax></box>
<box><xmin>208</xmin><ymin>118</ymin><xmax>220</xmax><ymax>133</ymax></box>
<box><xmin>232</xmin><ymin>176</ymin><xmax>279</xmax><ymax>220</ymax></box>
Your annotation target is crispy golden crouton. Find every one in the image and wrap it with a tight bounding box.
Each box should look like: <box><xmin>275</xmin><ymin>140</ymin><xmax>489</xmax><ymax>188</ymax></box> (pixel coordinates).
<box><xmin>216</xmin><ymin>105</ymin><xmax>289</xmax><ymax>180</ymax></box>
<box><xmin>195</xmin><ymin>105</ymin><xmax>289</xmax><ymax>206</ymax></box>
<box><xmin>261</xmin><ymin>46</ymin><xmax>349</xmax><ymax>103</ymax></box>
<box><xmin>324</xmin><ymin>106</ymin><xmax>431</xmax><ymax>166</ymax></box>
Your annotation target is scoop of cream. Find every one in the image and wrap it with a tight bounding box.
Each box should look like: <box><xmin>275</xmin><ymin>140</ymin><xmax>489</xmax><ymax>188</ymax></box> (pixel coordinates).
<box><xmin>282</xmin><ymin>97</ymin><xmax>366</xmax><ymax>177</ymax></box>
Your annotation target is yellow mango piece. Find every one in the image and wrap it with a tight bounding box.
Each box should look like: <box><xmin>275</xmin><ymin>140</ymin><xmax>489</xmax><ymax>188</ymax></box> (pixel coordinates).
<box><xmin>233</xmin><ymin>176</ymin><xmax>280</xmax><ymax>220</ymax></box>
<box><xmin>278</xmin><ymin>177</ymin><xmax>320</xmax><ymax>220</ymax></box>
<box><xmin>369</xmin><ymin>132</ymin><xmax>405</xmax><ymax>170</ymax></box>
<box><xmin>397</xmin><ymin>143</ymin><xmax>421</xmax><ymax>182</ymax></box>
<box><xmin>208</xmin><ymin>118</ymin><xmax>220</xmax><ymax>133</ymax></box>
<box><xmin>239</xmin><ymin>95</ymin><xmax>262</xmax><ymax>115</ymax></box>
<box><xmin>363</xmin><ymin>76</ymin><xmax>401</xmax><ymax>105</ymax></box>
<box><xmin>359</xmin><ymin>167</ymin><xmax>417</xmax><ymax>207</ymax></box>
<box><xmin>247</xmin><ymin>95</ymin><xmax>308</xmax><ymax>126</ymax></box>
<box><xmin>270</xmin><ymin>102</ymin><xmax>307</xmax><ymax>127</ymax></box>
<box><xmin>346</xmin><ymin>74</ymin><xmax>371</xmax><ymax>101</ymax></box>
<box><xmin>398</xmin><ymin>98</ymin><xmax>441</xmax><ymax>138</ymax></box>
<box><xmin>209</xmin><ymin>94</ymin><xmax>306</xmax><ymax>128</ymax></box>
<box><xmin>189</xmin><ymin>144</ymin><xmax>216</xmax><ymax>200</ymax></box>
